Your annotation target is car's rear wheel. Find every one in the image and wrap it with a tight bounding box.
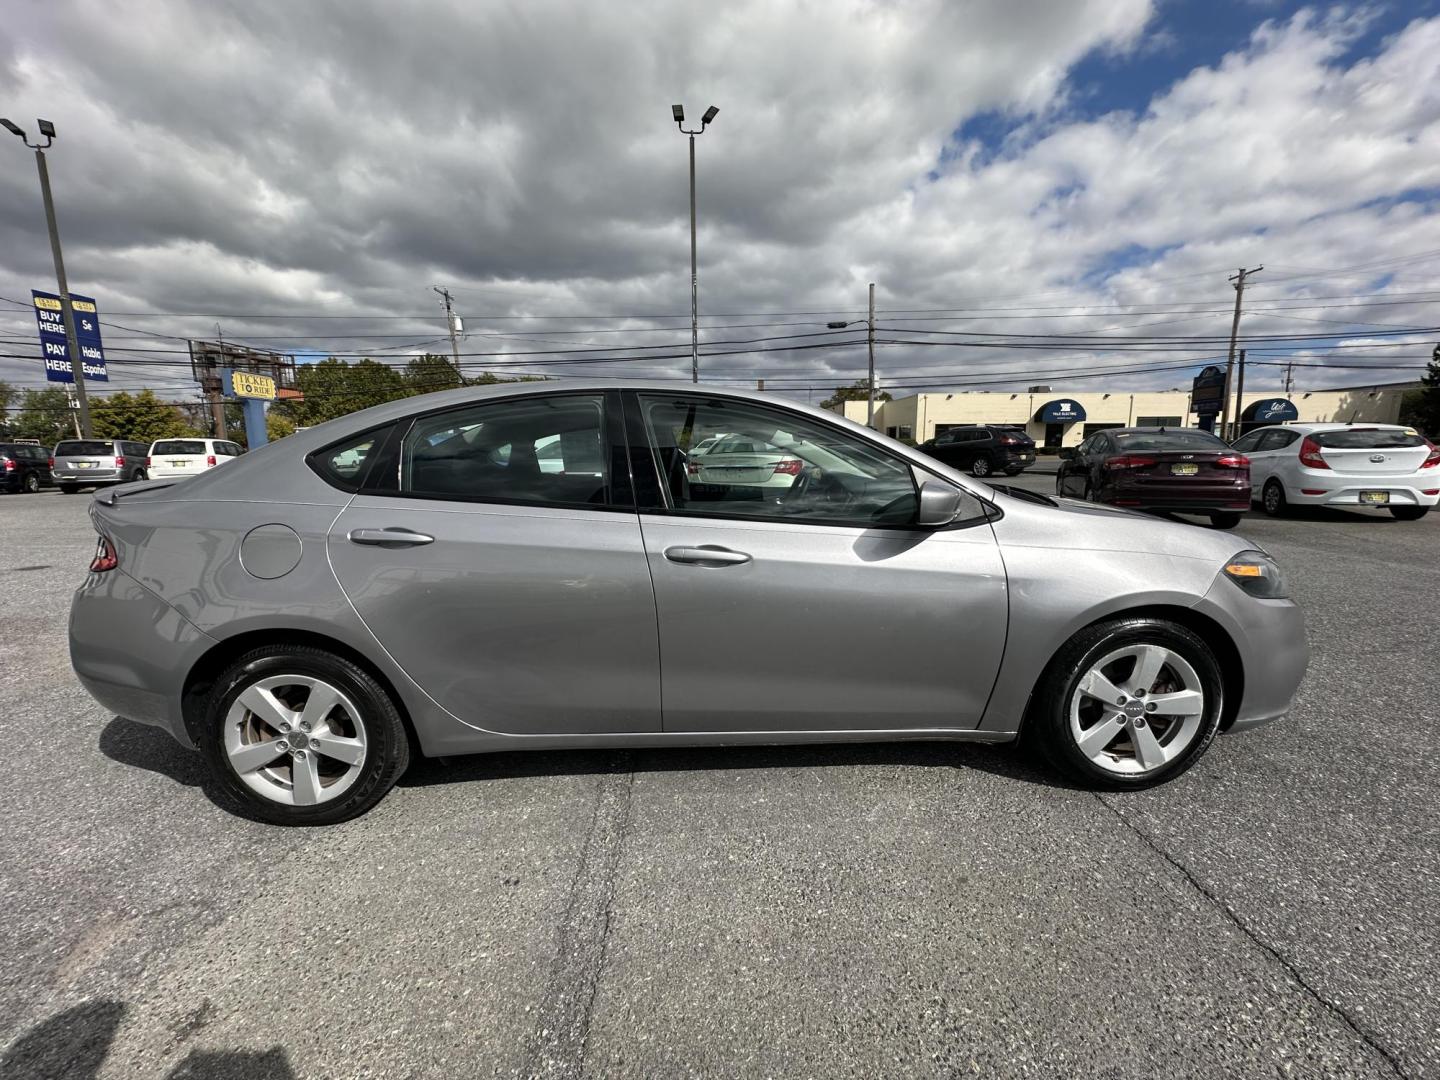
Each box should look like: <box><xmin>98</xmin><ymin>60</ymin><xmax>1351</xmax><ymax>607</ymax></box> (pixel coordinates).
<box><xmin>1029</xmin><ymin>617</ymin><xmax>1223</xmax><ymax>789</ymax></box>
<box><xmin>1208</xmin><ymin>511</ymin><xmax>1242</xmax><ymax>529</ymax></box>
<box><xmin>1262</xmin><ymin>479</ymin><xmax>1288</xmax><ymax>517</ymax></box>
<box><xmin>22</xmin><ymin>473</ymin><xmax>39</xmax><ymax>494</ymax></box>
<box><xmin>970</xmin><ymin>456</ymin><xmax>993</xmax><ymax>478</ymax></box>
<box><xmin>1391</xmin><ymin>506</ymin><xmax>1429</xmax><ymax>521</ymax></box>
<box><xmin>200</xmin><ymin>645</ymin><xmax>410</xmax><ymax>825</ymax></box>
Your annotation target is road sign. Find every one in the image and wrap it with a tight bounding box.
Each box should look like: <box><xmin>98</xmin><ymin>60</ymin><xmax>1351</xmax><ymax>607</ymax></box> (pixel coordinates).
<box><xmin>225</xmin><ymin>370</ymin><xmax>278</xmax><ymax>400</ymax></box>
<box><xmin>32</xmin><ymin>289</ymin><xmax>108</xmax><ymax>383</ymax></box>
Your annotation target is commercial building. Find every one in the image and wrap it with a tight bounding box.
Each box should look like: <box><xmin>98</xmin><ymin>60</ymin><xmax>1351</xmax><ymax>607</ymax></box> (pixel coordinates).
<box><xmin>830</xmin><ymin>382</ymin><xmax>1415</xmax><ymax>448</ymax></box>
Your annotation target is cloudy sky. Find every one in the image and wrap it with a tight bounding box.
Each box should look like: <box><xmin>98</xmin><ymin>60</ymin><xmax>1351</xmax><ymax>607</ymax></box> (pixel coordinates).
<box><xmin>2</xmin><ymin>0</ymin><xmax>1439</xmax><ymax>406</ymax></box>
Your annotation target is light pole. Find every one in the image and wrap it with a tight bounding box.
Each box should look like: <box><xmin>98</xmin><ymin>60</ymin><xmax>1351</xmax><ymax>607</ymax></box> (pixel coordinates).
<box><xmin>1</xmin><ymin>117</ymin><xmax>93</xmax><ymax>437</ymax></box>
<box><xmin>672</xmin><ymin>104</ymin><xmax>718</xmax><ymax>383</ymax></box>
<box><xmin>827</xmin><ymin>283</ymin><xmax>878</xmax><ymax>427</ymax></box>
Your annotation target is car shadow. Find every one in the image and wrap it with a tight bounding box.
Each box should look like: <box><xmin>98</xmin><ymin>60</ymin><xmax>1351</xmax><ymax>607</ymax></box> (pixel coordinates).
<box><xmin>398</xmin><ymin>737</ymin><xmax>1092</xmax><ymax>794</ymax></box>
<box><xmin>0</xmin><ymin>1000</ymin><xmax>295</xmax><ymax>1080</ymax></box>
<box><xmin>98</xmin><ymin>718</ymin><xmax>282</xmax><ymax>824</ymax></box>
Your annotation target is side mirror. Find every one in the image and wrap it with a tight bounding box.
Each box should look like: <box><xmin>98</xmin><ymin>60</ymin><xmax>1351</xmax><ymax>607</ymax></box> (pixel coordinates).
<box><xmin>916</xmin><ymin>480</ymin><xmax>962</xmax><ymax>526</ymax></box>
<box><xmin>1057</xmin><ymin>447</ymin><xmax>1076</xmax><ymax>460</ymax></box>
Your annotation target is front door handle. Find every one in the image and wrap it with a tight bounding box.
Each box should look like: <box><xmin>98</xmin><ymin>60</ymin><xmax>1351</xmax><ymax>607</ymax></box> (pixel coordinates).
<box><xmin>663</xmin><ymin>545</ymin><xmax>752</xmax><ymax>566</ymax></box>
<box><xmin>348</xmin><ymin>527</ymin><xmax>436</xmax><ymax>547</ymax></box>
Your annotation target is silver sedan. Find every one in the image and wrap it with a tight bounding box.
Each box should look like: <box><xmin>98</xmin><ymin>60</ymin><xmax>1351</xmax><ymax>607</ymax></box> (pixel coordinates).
<box><xmin>70</xmin><ymin>381</ymin><xmax>1307</xmax><ymax>824</ymax></box>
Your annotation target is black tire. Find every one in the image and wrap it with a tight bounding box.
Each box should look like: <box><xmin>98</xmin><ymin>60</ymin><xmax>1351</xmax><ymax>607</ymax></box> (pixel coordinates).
<box><xmin>22</xmin><ymin>472</ymin><xmax>40</xmax><ymax>494</ymax></box>
<box><xmin>1261</xmin><ymin>479</ymin><xmax>1288</xmax><ymax>517</ymax></box>
<box><xmin>59</xmin><ymin>484</ymin><xmax>78</xmax><ymax>494</ymax></box>
<box><xmin>1390</xmin><ymin>506</ymin><xmax>1429</xmax><ymax>521</ymax></box>
<box><xmin>132</xmin><ymin>469</ymin><xmax>148</xmax><ymax>482</ymax></box>
<box><xmin>199</xmin><ymin>644</ymin><xmax>410</xmax><ymax>825</ymax></box>
<box><xmin>970</xmin><ymin>456</ymin><xmax>993</xmax><ymax>478</ymax></box>
<box><xmin>1208</xmin><ymin>511</ymin><xmax>1242</xmax><ymax>529</ymax></box>
<box><xmin>1027</xmin><ymin>617</ymin><xmax>1223</xmax><ymax>789</ymax></box>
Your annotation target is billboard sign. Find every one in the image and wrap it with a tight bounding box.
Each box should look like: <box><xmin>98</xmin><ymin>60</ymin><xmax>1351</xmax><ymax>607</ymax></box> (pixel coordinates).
<box><xmin>1190</xmin><ymin>365</ymin><xmax>1226</xmax><ymax>414</ymax></box>
<box><xmin>33</xmin><ymin>290</ymin><xmax>109</xmax><ymax>383</ymax></box>
<box><xmin>223</xmin><ymin>369</ymin><xmax>278</xmax><ymax>400</ymax></box>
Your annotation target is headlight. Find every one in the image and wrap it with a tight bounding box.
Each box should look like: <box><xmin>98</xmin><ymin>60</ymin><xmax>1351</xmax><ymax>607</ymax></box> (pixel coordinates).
<box><xmin>1222</xmin><ymin>550</ymin><xmax>1289</xmax><ymax>599</ymax></box>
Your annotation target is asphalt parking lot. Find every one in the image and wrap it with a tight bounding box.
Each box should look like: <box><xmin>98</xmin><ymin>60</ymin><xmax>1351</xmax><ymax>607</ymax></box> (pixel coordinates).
<box><xmin>1</xmin><ymin>484</ymin><xmax>1436</xmax><ymax>1079</ymax></box>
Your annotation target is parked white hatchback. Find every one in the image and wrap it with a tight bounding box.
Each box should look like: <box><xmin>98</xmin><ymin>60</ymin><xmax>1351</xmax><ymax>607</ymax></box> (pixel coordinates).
<box><xmin>1232</xmin><ymin>423</ymin><xmax>1439</xmax><ymax>521</ymax></box>
<box><xmin>146</xmin><ymin>438</ymin><xmax>245</xmax><ymax>480</ymax></box>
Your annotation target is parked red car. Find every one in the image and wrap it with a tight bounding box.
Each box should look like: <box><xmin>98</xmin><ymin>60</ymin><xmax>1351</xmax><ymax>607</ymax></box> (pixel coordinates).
<box><xmin>1055</xmin><ymin>427</ymin><xmax>1251</xmax><ymax>528</ymax></box>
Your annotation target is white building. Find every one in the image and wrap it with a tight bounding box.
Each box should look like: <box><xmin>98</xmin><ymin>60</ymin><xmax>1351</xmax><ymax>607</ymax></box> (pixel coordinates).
<box><xmin>831</xmin><ymin>382</ymin><xmax>1416</xmax><ymax>448</ymax></box>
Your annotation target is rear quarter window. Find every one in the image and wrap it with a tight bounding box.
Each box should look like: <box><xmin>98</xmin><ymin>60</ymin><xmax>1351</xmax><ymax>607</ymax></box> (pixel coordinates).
<box><xmin>307</xmin><ymin>427</ymin><xmax>391</xmax><ymax>492</ymax></box>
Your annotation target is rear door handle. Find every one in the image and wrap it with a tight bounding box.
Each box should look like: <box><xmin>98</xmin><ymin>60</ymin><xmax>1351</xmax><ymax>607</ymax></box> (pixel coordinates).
<box><xmin>663</xmin><ymin>545</ymin><xmax>752</xmax><ymax>566</ymax></box>
<box><xmin>347</xmin><ymin>528</ymin><xmax>435</xmax><ymax>547</ymax></box>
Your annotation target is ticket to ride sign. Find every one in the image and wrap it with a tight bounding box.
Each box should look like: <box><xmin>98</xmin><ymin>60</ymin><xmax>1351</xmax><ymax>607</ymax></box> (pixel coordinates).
<box><xmin>32</xmin><ymin>289</ymin><xmax>109</xmax><ymax>383</ymax></box>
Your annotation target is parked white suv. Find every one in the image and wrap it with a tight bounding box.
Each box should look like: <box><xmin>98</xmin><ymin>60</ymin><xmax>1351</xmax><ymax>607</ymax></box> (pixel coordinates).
<box><xmin>147</xmin><ymin>438</ymin><xmax>244</xmax><ymax>480</ymax></box>
<box><xmin>1232</xmin><ymin>423</ymin><xmax>1439</xmax><ymax>521</ymax></box>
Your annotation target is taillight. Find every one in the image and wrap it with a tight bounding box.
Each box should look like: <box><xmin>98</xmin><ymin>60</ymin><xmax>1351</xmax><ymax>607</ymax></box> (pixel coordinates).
<box><xmin>114</xmin><ymin>456</ymin><xmax>125</xmax><ymax>468</ymax></box>
<box><xmin>1421</xmin><ymin>442</ymin><xmax>1440</xmax><ymax>470</ymax></box>
<box><xmin>89</xmin><ymin>536</ymin><xmax>118</xmax><ymax>573</ymax></box>
<box><xmin>1216</xmin><ymin>454</ymin><xmax>1250</xmax><ymax>469</ymax></box>
<box><xmin>1298</xmin><ymin>436</ymin><xmax>1329</xmax><ymax>470</ymax></box>
<box><xmin>2</xmin><ymin>459</ymin><xmax>13</xmax><ymax>472</ymax></box>
<box><xmin>145</xmin><ymin>456</ymin><xmax>152</xmax><ymax>468</ymax></box>
<box><xmin>1104</xmin><ymin>455</ymin><xmax>1156</xmax><ymax>470</ymax></box>
<box><xmin>206</xmin><ymin>454</ymin><xmax>217</xmax><ymax>467</ymax></box>
<box><xmin>686</xmin><ymin>461</ymin><xmax>700</xmax><ymax>476</ymax></box>
<box><xmin>48</xmin><ymin>457</ymin><xmax>54</xmax><ymax>469</ymax></box>
<box><xmin>769</xmin><ymin>459</ymin><xmax>804</xmax><ymax>475</ymax></box>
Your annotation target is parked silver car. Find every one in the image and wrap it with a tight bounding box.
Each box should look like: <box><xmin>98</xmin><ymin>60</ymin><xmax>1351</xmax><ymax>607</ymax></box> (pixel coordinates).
<box><xmin>53</xmin><ymin>438</ymin><xmax>149</xmax><ymax>492</ymax></box>
<box><xmin>70</xmin><ymin>382</ymin><xmax>1307</xmax><ymax>824</ymax></box>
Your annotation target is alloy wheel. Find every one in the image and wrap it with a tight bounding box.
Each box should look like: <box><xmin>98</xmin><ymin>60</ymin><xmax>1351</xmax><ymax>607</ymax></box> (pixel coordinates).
<box><xmin>223</xmin><ymin>674</ymin><xmax>369</xmax><ymax>806</ymax></box>
<box><xmin>23</xmin><ymin>474</ymin><xmax>39</xmax><ymax>493</ymax></box>
<box><xmin>1068</xmin><ymin>644</ymin><xmax>1205</xmax><ymax>776</ymax></box>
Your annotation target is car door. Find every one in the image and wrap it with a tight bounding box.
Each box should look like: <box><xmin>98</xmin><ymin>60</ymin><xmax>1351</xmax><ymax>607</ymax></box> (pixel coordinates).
<box><xmin>325</xmin><ymin>391</ymin><xmax>661</xmax><ymax>736</ymax></box>
<box><xmin>628</xmin><ymin>391</ymin><xmax>1008</xmax><ymax>734</ymax></box>
<box><xmin>1257</xmin><ymin>429</ymin><xmax>1299</xmax><ymax>489</ymax></box>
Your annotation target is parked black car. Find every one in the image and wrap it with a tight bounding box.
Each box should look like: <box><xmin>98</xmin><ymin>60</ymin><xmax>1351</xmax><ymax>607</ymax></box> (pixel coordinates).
<box><xmin>0</xmin><ymin>442</ymin><xmax>55</xmax><ymax>494</ymax></box>
<box><xmin>918</xmin><ymin>425</ymin><xmax>1036</xmax><ymax>477</ymax></box>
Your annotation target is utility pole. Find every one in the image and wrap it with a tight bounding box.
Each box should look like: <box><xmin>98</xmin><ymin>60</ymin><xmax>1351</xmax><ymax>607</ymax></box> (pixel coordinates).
<box><xmin>867</xmin><ymin>282</ymin><xmax>876</xmax><ymax>428</ymax></box>
<box><xmin>209</xmin><ymin>326</ymin><xmax>228</xmax><ymax>439</ymax></box>
<box><xmin>2</xmin><ymin>118</ymin><xmax>93</xmax><ymax>436</ymax></box>
<box><xmin>1234</xmin><ymin>349</ymin><xmax>1247</xmax><ymax>437</ymax></box>
<box><xmin>1220</xmin><ymin>266</ymin><xmax>1261</xmax><ymax>440</ymax></box>
<box><xmin>672</xmin><ymin>105</ymin><xmax>718</xmax><ymax>383</ymax></box>
<box><xmin>756</xmin><ymin>379</ymin><xmax>764</xmax><ymax>392</ymax></box>
<box><xmin>1284</xmin><ymin>362</ymin><xmax>1294</xmax><ymax>396</ymax></box>
<box><xmin>434</xmin><ymin>286</ymin><xmax>463</xmax><ymax>373</ymax></box>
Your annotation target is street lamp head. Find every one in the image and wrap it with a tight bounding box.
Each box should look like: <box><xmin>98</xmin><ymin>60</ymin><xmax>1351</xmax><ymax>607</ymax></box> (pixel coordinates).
<box><xmin>0</xmin><ymin>118</ymin><xmax>25</xmax><ymax>139</ymax></box>
<box><xmin>671</xmin><ymin>104</ymin><xmax>685</xmax><ymax>123</ymax></box>
<box><xmin>701</xmin><ymin>105</ymin><xmax>719</xmax><ymax>125</ymax></box>
<box><xmin>826</xmin><ymin>321</ymin><xmax>850</xmax><ymax>329</ymax></box>
<box><xmin>37</xmin><ymin>119</ymin><xmax>56</xmax><ymax>139</ymax></box>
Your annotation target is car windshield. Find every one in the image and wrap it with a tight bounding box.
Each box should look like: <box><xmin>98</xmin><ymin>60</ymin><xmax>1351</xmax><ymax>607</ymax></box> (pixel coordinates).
<box><xmin>1311</xmin><ymin>429</ymin><xmax>1426</xmax><ymax>449</ymax></box>
<box><xmin>1112</xmin><ymin>431</ymin><xmax>1227</xmax><ymax>451</ymax></box>
<box><xmin>55</xmin><ymin>441</ymin><xmax>114</xmax><ymax>456</ymax></box>
<box><xmin>153</xmin><ymin>440</ymin><xmax>207</xmax><ymax>455</ymax></box>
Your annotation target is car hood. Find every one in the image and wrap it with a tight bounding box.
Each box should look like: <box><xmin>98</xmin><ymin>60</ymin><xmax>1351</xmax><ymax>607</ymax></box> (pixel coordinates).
<box><xmin>986</xmin><ymin>489</ymin><xmax>1259</xmax><ymax>562</ymax></box>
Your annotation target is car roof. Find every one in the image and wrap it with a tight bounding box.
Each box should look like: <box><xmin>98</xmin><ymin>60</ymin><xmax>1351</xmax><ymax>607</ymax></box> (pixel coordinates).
<box><xmin>1108</xmin><ymin>426</ymin><xmax>1219</xmax><ymax>435</ymax></box>
<box><xmin>1281</xmin><ymin>422</ymin><xmax>1411</xmax><ymax>432</ymax></box>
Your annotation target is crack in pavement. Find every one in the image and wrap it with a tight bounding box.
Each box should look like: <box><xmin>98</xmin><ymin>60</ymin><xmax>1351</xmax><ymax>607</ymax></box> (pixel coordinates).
<box><xmin>1096</xmin><ymin>793</ymin><xmax>1409</xmax><ymax>1080</ymax></box>
<box><xmin>521</xmin><ymin>753</ymin><xmax>635</xmax><ymax>1080</ymax></box>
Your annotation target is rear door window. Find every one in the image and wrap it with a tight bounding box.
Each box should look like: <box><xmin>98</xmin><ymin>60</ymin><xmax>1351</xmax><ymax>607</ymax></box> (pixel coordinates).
<box><xmin>153</xmin><ymin>440</ymin><xmax>207</xmax><ymax>455</ymax></box>
<box><xmin>55</xmin><ymin>440</ymin><xmax>113</xmax><ymax>457</ymax></box>
<box><xmin>1311</xmin><ymin>429</ymin><xmax>1426</xmax><ymax>449</ymax></box>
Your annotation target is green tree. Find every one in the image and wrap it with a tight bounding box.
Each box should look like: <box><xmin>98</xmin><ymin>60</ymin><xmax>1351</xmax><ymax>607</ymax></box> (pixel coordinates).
<box><xmin>12</xmin><ymin>388</ymin><xmax>75</xmax><ymax>444</ymax></box>
<box><xmin>1400</xmin><ymin>346</ymin><xmax>1440</xmax><ymax>438</ymax></box>
<box><xmin>281</xmin><ymin>357</ymin><xmax>411</xmax><ymax>426</ymax></box>
<box><xmin>819</xmin><ymin>379</ymin><xmax>892</xmax><ymax>411</ymax></box>
<box><xmin>91</xmin><ymin>390</ymin><xmax>198</xmax><ymax>443</ymax></box>
<box><xmin>266</xmin><ymin>412</ymin><xmax>296</xmax><ymax>441</ymax></box>
<box><xmin>0</xmin><ymin>379</ymin><xmax>17</xmax><ymax>435</ymax></box>
<box><xmin>404</xmin><ymin>354</ymin><xmax>466</xmax><ymax>396</ymax></box>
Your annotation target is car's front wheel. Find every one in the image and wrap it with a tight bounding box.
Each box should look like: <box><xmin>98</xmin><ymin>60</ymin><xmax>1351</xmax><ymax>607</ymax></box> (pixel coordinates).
<box><xmin>200</xmin><ymin>645</ymin><xmax>410</xmax><ymax>825</ymax></box>
<box><xmin>1028</xmin><ymin>617</ymin><xmax>1223</xmax><ymax>789</ymax></box>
